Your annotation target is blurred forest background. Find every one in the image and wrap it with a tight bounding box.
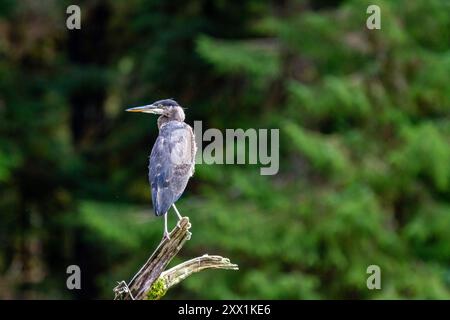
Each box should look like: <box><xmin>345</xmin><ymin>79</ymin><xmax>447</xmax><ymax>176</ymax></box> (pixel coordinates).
<box><xmin>0</xmin><ymin>0</ymin><xmax>449</xmax><ymax>299</ymax></box>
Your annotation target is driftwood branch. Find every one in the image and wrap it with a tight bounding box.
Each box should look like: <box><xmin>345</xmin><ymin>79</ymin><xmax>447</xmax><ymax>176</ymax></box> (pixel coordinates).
<box><xmin>113</xmin><ymin>217</ymin><xmax>238</xmax><ymax>300</ymax></box>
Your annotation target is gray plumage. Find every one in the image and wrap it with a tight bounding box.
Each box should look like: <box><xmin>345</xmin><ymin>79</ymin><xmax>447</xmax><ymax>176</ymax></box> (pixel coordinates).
<box><xmin>149</xmin><ymin>120</ymin><xmax>196</xmax><ymax>216</ymax></box>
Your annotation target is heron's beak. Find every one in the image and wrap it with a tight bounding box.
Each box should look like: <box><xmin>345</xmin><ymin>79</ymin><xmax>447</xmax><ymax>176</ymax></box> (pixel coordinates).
<box><xmin>125</xmin><ymin>104</ymin><xmax>164</xmax><ymax>114</ymax></box>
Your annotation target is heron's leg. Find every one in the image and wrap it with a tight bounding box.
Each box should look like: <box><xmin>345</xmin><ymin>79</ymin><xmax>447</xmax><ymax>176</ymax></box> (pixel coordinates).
<box><xmin>163</xmin><ymin>213</ymin><xmax>170</xmax><ymax>240</ymax></box>
<box><xmin>172</xmin><ymin>204</ymin><xmax>183</xmax><ymax>220</ymax></box>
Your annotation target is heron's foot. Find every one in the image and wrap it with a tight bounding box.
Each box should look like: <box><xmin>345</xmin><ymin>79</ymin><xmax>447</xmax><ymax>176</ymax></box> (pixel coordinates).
<box><xmin>163</xmin><ymin>231</ymin><xmax>171</xmax><ymax>240</ymax></box>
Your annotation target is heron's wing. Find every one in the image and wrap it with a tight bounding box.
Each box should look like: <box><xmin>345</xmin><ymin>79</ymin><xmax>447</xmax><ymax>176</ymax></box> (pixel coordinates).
<box><xmin>149</xmin><ymin>122</ymin><xmax>196</xmax><ymax>216</ymax></box>
<box><xmin>149</xmin><ymin>133</ymin><xmax>172</xmax><ymax>216</ymax></box>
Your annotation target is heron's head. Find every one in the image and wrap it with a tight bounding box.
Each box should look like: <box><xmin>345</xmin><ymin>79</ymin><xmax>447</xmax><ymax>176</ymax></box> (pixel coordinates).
<box><xmin>126</xmin><ymin>99</ymin><xmax>185</xmax><ymax>124</ymax></box>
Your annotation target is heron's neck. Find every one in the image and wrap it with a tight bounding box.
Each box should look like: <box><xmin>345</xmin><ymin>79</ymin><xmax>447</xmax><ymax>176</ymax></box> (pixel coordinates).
<box><xmin>157</xmin><ymin>116</ymin><xmax>168</xmax><ymax>129</ymax></box>
<box><xmin>157</xmin><ymin>107</ymin><xmax>185</xmax><ymax>129</ymax></box>
<box><xmin>157</xmin><ymin>116</ymin><xmax>184</xmax><ymax>129</ymax></box>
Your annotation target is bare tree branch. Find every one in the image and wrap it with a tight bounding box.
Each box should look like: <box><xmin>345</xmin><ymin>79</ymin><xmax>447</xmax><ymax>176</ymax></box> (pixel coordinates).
<box><xmin>113</xmin><ymin>217</ymin><xmax>238</xmax><ymax>300</ymax></box>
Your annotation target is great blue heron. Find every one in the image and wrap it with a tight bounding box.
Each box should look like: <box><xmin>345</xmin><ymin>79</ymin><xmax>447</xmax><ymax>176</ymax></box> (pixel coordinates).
<box><xmin>126</xmin><ymin>99</ymin><xmax>196</xmax><ymax>239</ymax></box>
